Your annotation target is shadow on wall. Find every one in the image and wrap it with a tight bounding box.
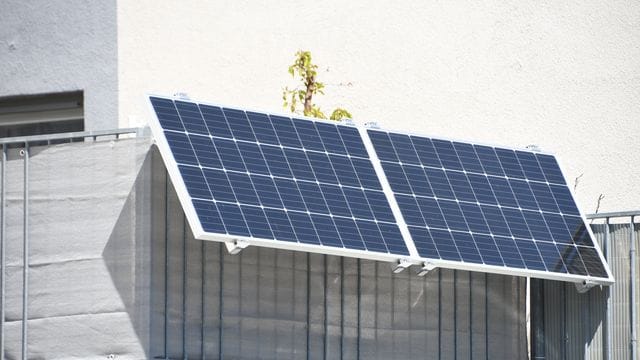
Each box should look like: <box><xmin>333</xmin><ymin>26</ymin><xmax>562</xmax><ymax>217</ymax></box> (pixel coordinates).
<box><xmin>102</xmin><ymin>148</ymin><xmax>154</xmax><ymax>357</ymax></box>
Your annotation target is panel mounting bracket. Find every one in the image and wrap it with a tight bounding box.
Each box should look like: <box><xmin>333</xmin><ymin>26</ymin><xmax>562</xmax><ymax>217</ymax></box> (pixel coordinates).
<box><xmin>392</xmin><ymin>258</ymin><xmax>413</xmax><ymax>274</ymax></box>
<box><xmin>416</xmin><ymin>262</ymin><xmax>438</xmax><ymax>277</ymax></box>
<box><xmin>225</xmin><ymin>239</ymin><xmax>250</xmax><ymax>255</ymax></box>
<box><xmin>575</xmin><ymin>279</ymin><xmax>598</xmax><ymax>293</ymax></box>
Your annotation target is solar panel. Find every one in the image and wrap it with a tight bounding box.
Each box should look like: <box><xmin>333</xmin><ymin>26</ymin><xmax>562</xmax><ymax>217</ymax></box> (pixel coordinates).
<box><xmin>148</xmin><ymin>94</ymin><xmax>612</xmax><ymax>284</ymax></box>
<box><xmin>368</xmin><ymin>129</ymin><xmax>612</xmax><ymax>282</ymax></box>
<box><xmin>148</xmin><ymin>96</ymin><xmax>410</xmax><ymax>261</ymax></box>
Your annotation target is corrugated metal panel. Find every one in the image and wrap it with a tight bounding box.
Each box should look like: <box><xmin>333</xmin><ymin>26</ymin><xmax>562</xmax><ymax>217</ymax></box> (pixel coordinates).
<box><xmin>151</xmin><ymin>151</ymin><xmax>528</xmax><ymax>359</ymax></box>
<box><xmin>543</xmin><ymin>221</ymin><xmax>640</xmax><ymax>360</ymax></box>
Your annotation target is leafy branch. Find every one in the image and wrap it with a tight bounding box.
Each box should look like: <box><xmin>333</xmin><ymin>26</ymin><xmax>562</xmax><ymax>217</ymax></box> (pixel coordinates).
<box><xmin>282</xmin><ymin>50</ymin><xmax>352</xmax><ymax>121</ymax></box>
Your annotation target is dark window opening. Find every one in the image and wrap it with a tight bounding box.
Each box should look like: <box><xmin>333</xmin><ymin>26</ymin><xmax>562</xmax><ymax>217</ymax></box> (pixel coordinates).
<box><xmin>0</xmin><ymin>91</ymin><xmax>84</xmax><ymax>141</ymax></box>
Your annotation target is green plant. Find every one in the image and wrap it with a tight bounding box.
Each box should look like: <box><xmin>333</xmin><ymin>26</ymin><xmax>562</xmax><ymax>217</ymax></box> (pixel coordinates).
<box><xmin>282</xmin><ymin>50</ymin><xmax>352</xmax><ymax>121</ymax></box>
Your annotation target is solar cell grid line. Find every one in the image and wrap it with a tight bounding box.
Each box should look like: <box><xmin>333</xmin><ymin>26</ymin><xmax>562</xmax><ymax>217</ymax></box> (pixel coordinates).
<box><xmin>148</xmin><ymin>95</ymin><xmax>413</xmax><ymax>263</ymax></box>
<box><xmin>366</xmin><ymin>127</ymin><xmax>613</xmax><ymax>284</ymax></box>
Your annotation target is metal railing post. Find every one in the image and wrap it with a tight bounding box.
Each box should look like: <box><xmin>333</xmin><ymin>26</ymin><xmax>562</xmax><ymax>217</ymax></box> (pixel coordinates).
<box><xmin>630</xmin><ymin>215</ymin><xmax>637</xmax><ymax>360</ymax></box>
<box><xmin>604</xmin><ymin>217</ymin><xmax>612</xmax><ymax>360</ymax></box>
<box><xmin>0</xmin><ymin>144</ymin><xmax>5</xmax><ymax>358</ymax></box>
<box><xmin>21</xmin><ymin>144</ymin><xmax>29</xmax><ymax>360</ymax></box>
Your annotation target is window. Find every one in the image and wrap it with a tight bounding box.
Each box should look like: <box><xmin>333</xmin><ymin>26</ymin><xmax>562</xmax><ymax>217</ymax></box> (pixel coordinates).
<box><xmin>0</xmin><ymin>91</ymin><xmax>84</xmax><ymax>138</ymax></box>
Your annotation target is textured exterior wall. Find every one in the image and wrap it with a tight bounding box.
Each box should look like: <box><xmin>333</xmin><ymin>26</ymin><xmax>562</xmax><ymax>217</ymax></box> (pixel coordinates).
<box><xmin>0</xmin><ymin>0</ymin><xmax>118</xmax><ymax>130</ymax></box>
<box><xmin>543</xmin><ymin>222</ymin><xmax>640</xmax><ymax>360</ymax></box>
<box><xmin>0</xmin><ymin>140</ymin><xmax>528</xmax><ymax>359</ymax></box>
<box><xmin>118</xmin><ymin>0</ymin><xmax>640</xmax><ymax>214</ymax></box>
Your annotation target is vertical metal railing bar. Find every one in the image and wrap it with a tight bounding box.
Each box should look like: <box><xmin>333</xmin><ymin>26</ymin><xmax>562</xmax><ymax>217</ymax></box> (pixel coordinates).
<box><xmin>201</xmin><ymin>240</ymin><xmax>205</xmax><ymax>360</ymax></box>
<box><xmin>218</xmin><ymin>242</ymin><xmax>224</xmax><ymax>360</ymax></box>
<box><xmin>323</xmin><ymin>255</ymin><xmax>328</xmax><ymax>360</ymax></box>
<box><xmin>605</xmin><ymin>217</ymin><xmax>612</xmax><ymax>360</ymax></box>
<box><xmin>484</xmin><ymin>273</ymin><xmax>488</xmax><ymax>360</ymax></box>
<box><xmin>182</xmin><ymin>215</ymin><xmax>187</xmax><ymax>360</ymax></box>
<box><xmin>356</xmin><ymin>258</ymin><xmax>361</xmax><ymax>360</ymax></box>
<box><xmin>163</xmin><ymin>171</ymin><xmax>169</xmax><ymax>359</ymax></box>
<box><xmin>469</xmin><ymin>272</ymin><xmax>473</xmax><ymax>360</ymax></box>
<box><xmin>0</xmin><ymin>144</ymin><xmax>5</xmax><ymax>359</ymax></box>
<box><xmin>438</xmin><ymin>270</ymin><xmax>442</xmax><ymax>360</ymax></box>
<box><xmin>306</xmin><ymin>253</ymin><xmax>311</xmax><ymax>360</ymax></box>
<box><xmin>339</xmin><ymin>257</ymin><xmax>344</xmax><ymax>360</ymax></box>
<box><xmin>21</xmin><ymin>144</ymin><xmax>29</xmax><ymax>360</ymax></box>
<box><xmin>453</xmin><ymin>270</ymin><xmax>457</xmax><ymax>360</ymax></box>
<box><xmin>630</xmin><ymin>215</ymin><xmax>637</xmax><ymax>360</ymax></box>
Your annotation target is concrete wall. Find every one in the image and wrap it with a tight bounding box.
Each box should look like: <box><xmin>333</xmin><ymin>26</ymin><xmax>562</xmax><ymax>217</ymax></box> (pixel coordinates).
<box><xmin>0</xmin><ymin>0</ymin><xmax>118</xmax><ymax>130</ymax></box>
<box><xmin>0</xmin><ymin>137</ymin><xmax>528</xmax><ymax>359</ymax></box>
<box><xmin>117</xmin><ymin>0</ymin><xmax>640</xmax><ymax>214</ymax></box>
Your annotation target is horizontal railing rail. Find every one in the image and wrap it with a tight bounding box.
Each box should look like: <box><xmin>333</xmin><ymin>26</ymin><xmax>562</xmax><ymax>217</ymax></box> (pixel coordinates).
<box><xmin>0</xmin><ymin>127</ymin><xmax>147</xmax><ymax>146</ymax></box>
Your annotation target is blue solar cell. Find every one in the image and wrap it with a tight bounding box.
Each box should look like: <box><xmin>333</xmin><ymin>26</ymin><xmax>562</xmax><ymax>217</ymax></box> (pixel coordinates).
<box><xmin>151</xmin><ymin>97</ymin><xmax>184</xmax><ymax>132</ymax></box>
<box><xmin>246</xmin><ymin>112</ymin><xmax>279</xmax><ymax>146</ymax></box>
<box><xmin>365</xmin><ymin>190</ymin><xmax>396</xmax><ymax>223</ymax></box>
<box><xmin>263</xmin><ymin>209</ymin><xmax>297</xmax><ymax>242</ymax></box>
<box><xmin>480</xmin><ymin>205</ymin><xmax>512</xmax><ymax>237</ymax></box>
<box><xmin>509</xmin><ymin>179</ymin><xmax>539</xmax><ymax>210</ymax></box>
<box><xmin>333</xmin><ymin>217</ymin><xmax>366</xmax><ymax>250</ymax></box>
<box><xmin>202</xmin><ymin>169</ymin><xmax>235</xmax><ymax>203</ymax></box>
<box><xmin>495</xmin><ymin>149</ymin><xmax>526</xmax><ymax>179</ymax></box>
<box><xmin>288</xmin><ymin>211</ymin><xmax>320</xmax><ymax>245</ymax></box>
<box><xmin>311</xmin><ymin>214</ymin><xmax>343</xmax><ymax>247</ymax></box>
<box><xmin>514</xmin><ymin>239</ymin><xmax>546</xmax><ymax>271</ymax></box>
<box><xmin>536</xmin><ymin>154</ymin><xmax>567</xmax><ymax>185</ymax></box>
<box><xmin>408</xmin><ymin>226</ymin><xmax>440</xmax><ymax>259</ymax></box>
<box><xmin>356</xmin><ymin>220</ymin><xmax>387</xmax><ymax>253</ymax></box>
<box><xmin>236</xmin><ymin>142</ymin><xmax>269</xmax><ymax>175</ymax></box>
<box><xmin>429</xmin><ymin>228</ymin><xmax>461</xmax><ymax>261</ymax></box>
<box><xmin>283</xmin><ymin>148</ymin><xmax>315</xmax><ymax>181</ymax></box>
<box><xmin>521</xmin><ymin>210</ymin><xmax>553</xmax><ymax>242</ymax></box>
<box><xmin>319</xmin><ymin>184</ymin><xmax>352</xmax><ymax>218</ymax></box>
<box><xmin>389</xmin><ymin>133</ymin><xmax>420</xmax><ymax>165</ymax></box>
<box><xmin>293</xmin><ymin>118</ymin><xmax>325</xmax><ymax>152</ymax></box>
<box><xmin>316</xmin><ymin>123</ymin><xmax>348</xmax><ymax>155</ymax></box>
<box><xmin>213</xmin><ymin>138</ymin><xmax>246</xmax><ymax>172</ymax></box>
<box><xmin>260</xmin><ymin>145</ymin><xmax>293</xmax><ymax>178</ymax></box>
<box><xmin>515</xmin><ymin>151</ymin><xmax>546</xmax><ymax>182</ymax></box>
<box><xmin>226</xmin><ymin>172</ymin><xmax>260</xmax><ymax>206</ymax></box>
<box><xmin>217</xmin><ymin>203</ymin><xmax>250</xmax><ymax>237</ymax></box>
<box><xmin>273</xmin><ymin>178</ymin><xmax>307</xmax><ymax>212</ymax></box>
<box><xmin>563</xmin><ymin>216</ymin><xmax>593</xmax><ymax>246</ymax></box>
<box><xmin>368</xmin><ymin>130</ymin><xmax>398</xmax><ymax>162</ymax></box>
<box><xmin>452</xmin><ymin>142</ymin><xmax>484</xmax><ymax>173</ymax></box>
<box><xmin>536</xmin><ymin>242</ymin><xmax>567</xmax><ymax>273</ymax></box>
<box><xmin>271</xmin><ymin>115</ymin><xmax>302</xmax><ymax>148</ymax></box>
<box><xmin>472</xmin><ymin>234</ymin><xmax>503</xmax><ymax>266</ymax></box>
<box><xmin>297</xmin><ymin>181</ymin><xmax>330</xmax><ymax>214</ymax></box>
<box><xmin>396</xmin><ymin>195</ymin><xmax>425</xmax><ymax>226</ymax></box>
<box><xmin>403</xmin><ymin>165</ymin><xmax>433</xmax><ymax>197</ymax></box>
<box><xmin>410</xmin><ymin>136</ymin><xmax>442</xmax><ymax>168</ymax></box>
<box><xmin>487</xmin><ymin>177</ymin><xmax>519</xmax><ymax>208</ymax></box>
<box><xmin>549</xmin><ymin>184</ymin><xmax>580</xmax><ymax>215</ymax></box>
<box><xmin>342</xmin><ymin>187</ymin><xmax>375</xmax><ymax>220</ymax></box>
<box><xmin>438</xmin><ymin>200</ymin><xmax>469</xmax><ymax>232</ymax></box>
<box><xmin>500</xmin><ymin>208</ymin><xmax>532</xmax><ymax>239</ymax></box>
<box><xmin>528</xmin><ymin>182</ymin><xmax>560</xmax><ymax>213</ymax></box>
<box><xmin>189</xmin><ymin>135</ymin><xmax>222</xmax><ymax>169</ymax></box>
<box><xmin>451</xmin><ymin>231</ymin><xmax>482</xmax><ymax>263</ymax></box>
<box><xmin>474</xmin><ymin>145</ymin><xmax>505</xmax><ymax>177</ymax></box>
<box><xmin>493</xmin><ymin>236</ymin><xmax>525</xmax><ymax>268</ymax></box>
<box><xmin>338</xmin><ymin>126</ymin><xmax>368</xmax><ymax>158</ymax></box>
<box><xmin>179</xmin><ymin>166</ymin><xmax>212</xmax><ymax>200</ymax></box>
<box><xmin>424</xmin><ymin>168</ymin><xmax>455</xmax><ymax>199</ymax></box>
<box><xmin>446</xmin><ymin>171</ymin><xmax>477</xmax><ymax>202</ymax></box>
<box><xmin>307</xmin><ymin>152</ymin><xmax>339</xmax><ymax>184</ymax></box>
<box><xmin>459</xmin><ymin>203</ymin><xmax>490</xmax><ymax>234</ymax></box>
<box><xmin>416</xmin><ymin>197</ymin><xmax>448</xmax><ymax>229</ymax></box>
<box><xmin>165</xmin><ymin>131</ymin><xmax>198</xmax><ymax>166</ymax></box>
<box><xmin>432</xmin><ymin>139</ymin><xmax>464</xmax><ymax>171</ymax></box>
<box><xmin>193</xmin><ymin>200</ymin><xmax>226</xmax><ymax>233</ymax></box>
<box><xmin>351</xmin><ymin>158</ymin><xmax>382</xmax><ymax>190</ymax></box>
<box><xmin>378</xmin><ymin>223</ymin><xmax>409</xmax><ymax>255</ymax></box>
<box><xmin>251</xmin><ymin>175</ymin><xmax>284</xmax><ymax>209</ymax></box>
<box><xmin>242</xmin><ymin>205</ymin><xmax>274</xmax><ymax>239</ymax></box>
<box><xmin>328</xmin><ymin>155</ymin><xmax>361</xmax><ymax>188</ymax></box>
<box><xmin>223</xmin><ymin>108</ymin><xmax>256</xmax><ymax>142</ymax></box>
<box><xmin>381</xmin><ymin>162</ymin><xmax>411</xmax><ymax>194</ymax></box>
<box><xmin>200</xmin><ymin>105</ymin><xmax>233</xmax><ymax>138</ymax></box>
<box><xmin>466</xmin><ymin>174</ymin><xmax>497</xmax><ymax>205</ymax></box>
<box><xmin>542</xmin><ymin>213</ymin><xmax>573</xmax><ymax>243</ymax></box>
<box><xmin>559</xmin><ymin>244</ymin><xmax>588</xmax><ymax>276</ymax></box>
<box><xmin>577</xmin><ymin>246</ymin><xmax>607</xmax><ymax>277</ymax></box>
<box><xmin>176</xmin><ymin>100</ymin><xmax>208</xmax><ymax>135</ymax></box>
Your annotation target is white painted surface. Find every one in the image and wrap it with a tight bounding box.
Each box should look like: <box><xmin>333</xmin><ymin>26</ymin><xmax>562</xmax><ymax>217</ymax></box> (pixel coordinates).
<box><xmin>118</xmin><ymin>0</ymin><xmax>640</xmax><ymax>213</ymax></box>
<box><xmin>0</xmin><ymin>0</ymin><xmax>117</xmax><ymax>130</ymax></box>
<box><xmin>1</xmin><ymin>1</ymin><xmax>638</xmax><ymax>212</ymax></box>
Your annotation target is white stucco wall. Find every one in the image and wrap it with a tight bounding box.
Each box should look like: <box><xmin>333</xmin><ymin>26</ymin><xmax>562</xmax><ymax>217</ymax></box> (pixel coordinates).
<box><xmin>118</xmin><ymin>0</ymin><xmax>640</xmax><ymax>214</ymax></box>
<box><xmin>0</xmin><ymin>0</ymin><xmax>118</xmax><ymax>130</ymax></box>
